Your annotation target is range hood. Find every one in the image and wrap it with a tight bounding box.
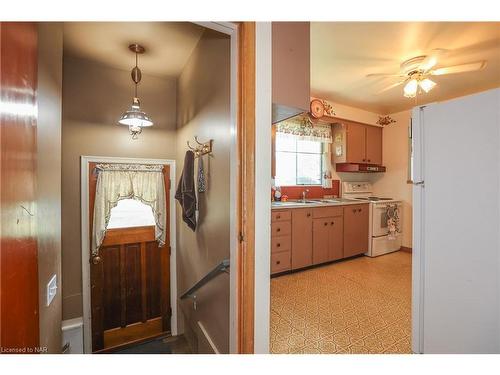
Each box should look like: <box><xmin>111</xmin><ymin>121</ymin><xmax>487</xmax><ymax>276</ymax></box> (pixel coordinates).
<box><xmin>335</xmin><ymin>163</ymin><xmax>386</xmax><ymax>173</ymax></box>
<box><xmin>272</xmin><ymin>22</ymin><xmax>310</xmax><ymax>124</ymax></box>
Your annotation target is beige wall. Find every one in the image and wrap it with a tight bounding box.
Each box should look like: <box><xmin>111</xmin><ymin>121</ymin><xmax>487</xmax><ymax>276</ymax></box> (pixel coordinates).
<box><xmin>373</xmin><ymin>110</ymin><xmax>412</xmax><ymax>248</ymax></box>
<box><xmin>61</xmin><ymin>55</ymin><xmax>177</xmax><ymax>319</ymax></box>
<box><xmin>176</xmin><ymin>29</ymin><xmax>231</xmax><ymax>353</ymax></box>
<box><xmin>37</xmin><ymin>23</ymin><xmax>63</xmax><ymax>353</ymax></box>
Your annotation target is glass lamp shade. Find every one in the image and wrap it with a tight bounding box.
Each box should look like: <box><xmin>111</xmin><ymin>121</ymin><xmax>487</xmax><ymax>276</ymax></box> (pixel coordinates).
<box><xmin>118</xmin><ymin>98</ymin><xmax>153</xmax><ymax>128</ymax></box>
<box><xmin>403</xmin><ymin>78</ymin><xmax>418</xmax><ymax>98</ymax></box>
<box><xmin>419</xmin><ymin>78</ymin><xmax>437</xmax><ymax>93</ymax></box>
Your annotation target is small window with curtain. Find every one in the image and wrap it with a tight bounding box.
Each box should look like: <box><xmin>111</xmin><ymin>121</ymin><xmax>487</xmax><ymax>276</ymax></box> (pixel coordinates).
<box><xmin>275</xmin><ymin>134</ymin><xmax>323</xmax><ymax>186</ymax></box>
<box><xmin>107</xmin><ymin>199</ymin><xmax>156</xmax><ymax>229</ymax></box>
<box><xmin>274</xmin><ymin>116</ymin><xmax>333</xmax><ymax>187</ymax></box>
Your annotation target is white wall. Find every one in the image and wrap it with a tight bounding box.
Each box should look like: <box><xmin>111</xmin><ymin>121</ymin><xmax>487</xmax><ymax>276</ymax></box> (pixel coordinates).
<box><xmin>373</xmin><ymin>110</ymin><xmax>413</xmax><ymax>248</ymax></box>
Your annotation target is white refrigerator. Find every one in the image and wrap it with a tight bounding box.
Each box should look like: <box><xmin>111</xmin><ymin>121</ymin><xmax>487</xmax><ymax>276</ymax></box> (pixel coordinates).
<box><xmin>411</xmin><ymin>88</ymin><xmax>500</xmax><ymax>354</ymax></box>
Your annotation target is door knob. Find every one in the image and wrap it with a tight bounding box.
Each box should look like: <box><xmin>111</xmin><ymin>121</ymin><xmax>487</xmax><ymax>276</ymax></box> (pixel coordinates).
<box><xmin>92</xmin><ymin>256</ymin><xmax>102</xmax><ymax>265</ymax></box>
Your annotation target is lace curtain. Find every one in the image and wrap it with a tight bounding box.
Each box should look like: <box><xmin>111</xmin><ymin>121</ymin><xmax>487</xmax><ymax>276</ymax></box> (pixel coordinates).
<box><xmin>92</xmin><ymin>163</ymin><xmax>166</xmax><ymax>256</ymax></box>
<box><xmin>275</xmin><ymin>115</ymin><xmax>333</xmax><ymax>143</ymax></box>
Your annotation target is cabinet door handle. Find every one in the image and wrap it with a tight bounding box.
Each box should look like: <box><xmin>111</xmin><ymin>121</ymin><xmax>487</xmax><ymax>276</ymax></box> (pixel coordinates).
<box><xmin>358</xmin><ymin>209</ymin><xmax>362</xmax><ymax>212</ymax></box>
<box><xmin>277</xmin><ymin>243</ymin><xmax>281</xmax><ymax>247</ymax></box>
<box><xmin>331</xmin><ymin>221</ymin><xmax>334</xmax><ymax>225</ymax></box>
<box><xmin>277</xmin><ymin>228</ymin><xmax>281</xmax><ymax>232</ymax></box>
<box><xmin>276</xmin><ymin>260</ymin><xmax>281</xmax><ymax>265</ymax></box>
<box><xmin>367</xmin><ymin>159</ymin><xmax>371</xmax><ymax>162</ymax></box>
<box><xmin>307</xmin><ymin>213</ymin><xmax>311</xmax><ymax>217</ymax></box>
<box><xmin>352</xmin><ymin>208</ymin><xmax>356</xmax><ymax>213</ymax></box>
<box><xmin>362</xmin><ymin>158</ymin><xmax>366</xmax><ymax>162</ymax></box>
<box><xmin>324</xmin><ymin>222</ymin><xmax>328</xmax><ymax>226</ymax></box>
<box><xmin>277</xmin><ymin>215</ymin><xmax>281</xmax><ymax>219</ymax></box>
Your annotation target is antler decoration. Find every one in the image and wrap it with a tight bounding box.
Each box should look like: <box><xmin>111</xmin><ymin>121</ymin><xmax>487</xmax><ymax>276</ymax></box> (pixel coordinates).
<box><xmin>377</xmin><ymin>115</ymin><xmax>396</xmax><ymax>126</ymax></box>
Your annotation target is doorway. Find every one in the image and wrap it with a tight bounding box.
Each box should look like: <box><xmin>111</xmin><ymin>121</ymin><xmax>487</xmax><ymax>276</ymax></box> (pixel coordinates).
<box><xmin>81</xmin><ymin>156</ymin><xmax>177</xmax><ymax>353</ymax></box>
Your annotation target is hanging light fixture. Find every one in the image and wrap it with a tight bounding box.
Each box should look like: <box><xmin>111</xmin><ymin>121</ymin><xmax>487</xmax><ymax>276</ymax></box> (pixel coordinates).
<box><xmin>118</xmin><ymin>43</ymin><xmax>153</xmax><ymax>139</ymax></box>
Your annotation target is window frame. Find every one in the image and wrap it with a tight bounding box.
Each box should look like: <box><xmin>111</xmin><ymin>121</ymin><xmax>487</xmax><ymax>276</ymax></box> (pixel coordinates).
<box><xmin>274</xmin><ymin>134</ymin><xmax>324</xmax><ymax>186</ymax></box>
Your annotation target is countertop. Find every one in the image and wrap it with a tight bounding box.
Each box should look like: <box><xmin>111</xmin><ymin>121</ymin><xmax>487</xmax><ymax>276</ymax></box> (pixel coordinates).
<box><xmin>271</xmin><ymin>198</ymin><xmax>368</xmax><ymax>210</ymax></box>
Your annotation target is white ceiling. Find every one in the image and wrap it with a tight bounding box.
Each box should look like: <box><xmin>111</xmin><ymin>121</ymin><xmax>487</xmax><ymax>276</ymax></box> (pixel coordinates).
<box><xmin>63</xmin><ymin>22</ymin><xmax>205</xmax><ymax>77</ymax></box>
<box><xmin>311</xmin><ymin>22</ymin><xmax>500</xmax><ymax>114</ymax></box>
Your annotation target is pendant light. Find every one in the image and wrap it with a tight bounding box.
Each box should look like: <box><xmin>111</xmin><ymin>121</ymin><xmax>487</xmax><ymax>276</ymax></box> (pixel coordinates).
<box><xmin>118</xmin><ymin>43</ymin><xmax>153</xmax><ymax>139</ymax></box>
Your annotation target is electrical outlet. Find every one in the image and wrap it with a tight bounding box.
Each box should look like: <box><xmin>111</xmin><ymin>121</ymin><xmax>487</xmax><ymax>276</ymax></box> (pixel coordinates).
<box><xmin>46</xmin><ymin>274</ymin><xmax>57</xmax><ymax>307</ymax></box>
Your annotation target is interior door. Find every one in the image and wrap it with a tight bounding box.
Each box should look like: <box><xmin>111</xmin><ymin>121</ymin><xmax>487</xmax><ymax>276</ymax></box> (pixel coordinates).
<box><xmin>88</xmin><ymin>162</ymin><xmax>171</xmax><ymax>352</ymax></box>
<box><xmin>0</xmin><ymin>22</ymin><xmax>40</xmax><ymax>351</ymax></box>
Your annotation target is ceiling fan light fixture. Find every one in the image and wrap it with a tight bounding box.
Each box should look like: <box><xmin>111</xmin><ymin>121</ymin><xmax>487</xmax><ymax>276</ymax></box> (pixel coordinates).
<box><xmin>419</xmin><ymin>78</ymin><xmax>436</xmax><ymax>93</ymax></box>
<box><xmin>403</xmin><ymin>78</ymin><xmax>418</xmax><ymax>98</ymax></box>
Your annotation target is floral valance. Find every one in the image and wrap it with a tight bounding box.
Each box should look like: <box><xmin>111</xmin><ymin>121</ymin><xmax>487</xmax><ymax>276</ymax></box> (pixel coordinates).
<box><xmin>275</xmin><ymin>115</ymin><xmax>333</xmax><ymax>143</ymax></box>
<box><xmin>92</xmin><ymin>163</ymin><xmax>166</xmax><ymax>257</ymax></box>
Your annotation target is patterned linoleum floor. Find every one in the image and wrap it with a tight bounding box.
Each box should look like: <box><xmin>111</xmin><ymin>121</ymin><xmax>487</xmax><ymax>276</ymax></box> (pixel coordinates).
<box><xmin>270</xmin><ymin>251</ymin><xmax>412</xmax><ymax>354</ymax></box>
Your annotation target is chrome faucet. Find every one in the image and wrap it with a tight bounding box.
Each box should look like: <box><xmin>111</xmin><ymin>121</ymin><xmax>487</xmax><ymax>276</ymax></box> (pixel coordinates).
<box><xmin>301</xmin><ymin>189</ymin><xmax>310</xmax><ymax>202</ymax></box>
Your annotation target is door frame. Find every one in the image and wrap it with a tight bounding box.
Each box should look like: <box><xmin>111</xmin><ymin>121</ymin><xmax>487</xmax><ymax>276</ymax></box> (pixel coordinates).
<box><xmin>80</xmin><ymin>155</ymin><xmax>177</xmax><ymax>354</ymax></box>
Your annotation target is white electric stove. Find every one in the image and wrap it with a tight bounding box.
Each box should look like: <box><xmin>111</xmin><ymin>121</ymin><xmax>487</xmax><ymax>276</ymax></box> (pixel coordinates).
<box><xmin>342</xmin><ymin>182</ymin><xmax>403</xmax><ymax>257</ymax></box>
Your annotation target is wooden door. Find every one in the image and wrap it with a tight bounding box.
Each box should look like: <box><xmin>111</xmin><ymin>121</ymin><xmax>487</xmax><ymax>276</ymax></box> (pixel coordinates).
<box><xmin>89</xmin><ymin>163</ymin><xmax>171</xmax><ymax>352</ymax></box>
<box><xmin>312</xmin><ymin>218</ymin><xmax>330</xmax><ymax>264</ymax></box>
<box><xmin>0</xmin><ymin>22</ymin><xmax>40</xmax><ymax>351</ymax></box>
<box><xmin>346</xmin><ymin>122</ymin><xmax>367</xmax><ymax>163</ymax></box>
<box><xmin>328</xmin><ymin>216</ymin><xmax>344</xmax><ymax>261</ymax></box>
<box><xmin>365</xmin><ymin>125</ymin><xmax>383</xmax><ymax>165</ymax></box>
<box><xmin>291</xmin><ymin>208</ymin><xmax>313</xmax><ymax>269</ymax></box>
<box><xmin>343</xmin><ymin>204</ymin><xmax>369</xmax><ymax>257</ymax></box>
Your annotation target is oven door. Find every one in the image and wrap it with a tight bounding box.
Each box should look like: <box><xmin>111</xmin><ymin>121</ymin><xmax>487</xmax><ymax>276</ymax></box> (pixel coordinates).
<box><xmin>372</xmin><ymin>203</ymin><xmax>390</xmax><ymax>237</ymax></box>
<box><xmin>372</xmin><ymin>202</ymin><xmax>402</xmax><ymax>237</ymax></box>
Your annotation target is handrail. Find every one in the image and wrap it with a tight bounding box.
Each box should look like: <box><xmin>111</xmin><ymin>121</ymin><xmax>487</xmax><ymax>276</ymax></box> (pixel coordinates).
<box><xmin>180</xmin><ymin>259</ymin><xmax>230</xmax><ymax>300</ymax></box>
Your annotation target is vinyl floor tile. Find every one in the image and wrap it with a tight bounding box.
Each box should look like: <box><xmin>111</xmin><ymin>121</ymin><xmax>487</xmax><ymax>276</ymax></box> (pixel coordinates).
<box><xmin>270</xmin><ymin>251</ymin><xmax>412</xmax><ymax>354</ymax></box>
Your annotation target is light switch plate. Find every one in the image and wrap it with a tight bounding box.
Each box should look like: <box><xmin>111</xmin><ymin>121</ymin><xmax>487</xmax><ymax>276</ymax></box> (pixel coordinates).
<box><xmin>46</xmin><ymin>274</ymin><xmax>57</xmax><ymax>307</ymax></box>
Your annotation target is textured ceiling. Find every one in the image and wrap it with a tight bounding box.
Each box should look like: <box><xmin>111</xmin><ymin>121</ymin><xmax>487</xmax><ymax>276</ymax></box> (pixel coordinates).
<box><xmin>63</xmin><ymin>22</ymin><xmax>205</xmax><ymax>77</ymax></box>
<box><xmin>311</xmin><ymin>22</ymin><xmax>500</xmax><ymax>114</ymax></box>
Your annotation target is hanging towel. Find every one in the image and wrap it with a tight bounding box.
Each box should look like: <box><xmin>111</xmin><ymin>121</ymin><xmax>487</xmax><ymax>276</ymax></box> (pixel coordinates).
<box><xmin>197</xmin><ymin>155</ymin><xmax>206</xmax><ymax>193</ymax></box>
<box><xmin>175</xmin><ymin>150</ymin><xmax>197</xmax><ymax>231</ymax></box>
<box><xmin>386</xmin><ymin>204</ymin><xmax>400</xmax><ymax>240</ymax></box>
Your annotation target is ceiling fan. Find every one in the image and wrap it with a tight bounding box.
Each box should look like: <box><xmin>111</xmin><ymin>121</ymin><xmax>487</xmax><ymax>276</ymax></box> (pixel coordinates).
<box><xmin>367</xmin><ymin>49</ymin><xmax>487</xmax><ymax>98</ymax></box>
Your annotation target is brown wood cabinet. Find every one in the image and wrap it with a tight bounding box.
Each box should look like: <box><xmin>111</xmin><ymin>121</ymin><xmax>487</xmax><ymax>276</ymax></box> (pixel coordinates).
<box><xmin>271</xmin><ymin>203</ymin><xmax>368</xmax><ymax>275</ymax></box>
<box><xmin>333</xmin><ymin>120</ymin><xmax>383</xmax><ymax>165</ymax></box>
<box><xmin>343</xmin><ymin>204</ymin><xmax>369</xmax><ymax>257</ymax></box>
<box><xmin>270</xmin><ymin>210</ymin><xmax>292</xmax><ymax>274</ymax></box>
<box><xmin>291</xmin><ymin>208</ymin><xmax>313</xmax><ymax>270</ymax></box>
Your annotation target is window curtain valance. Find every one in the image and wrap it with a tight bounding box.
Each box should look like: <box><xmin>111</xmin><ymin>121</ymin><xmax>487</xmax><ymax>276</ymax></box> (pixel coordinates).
<box><xmin>92</xmin><ymin>163</ymin><xmax>166</xmax><ymax>256</ymax></box>
<box><xmin>276</xmin><ymin>115</ymin><xmax>333</xmax><ymax>143</ymax></box>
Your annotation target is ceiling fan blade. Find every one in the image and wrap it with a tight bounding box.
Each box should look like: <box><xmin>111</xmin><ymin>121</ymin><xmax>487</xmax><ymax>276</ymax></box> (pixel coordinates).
<box><xmin>375</xmin><ymin>81</ymin><xmax>404</xmax><ymax>95</ymax></box>
<box><xmin>366</xmin><ymin>73</ymin><xmax>406</xmax><ymax>78</ymax></box>
<box><xmin>419</xmin><ymin>48</ymin><xmax>447</xmax><ymax>72</ymax></box>
<box><xmin>430</xmin><ymin>61</ymin><xmax>487</xmax><ymax>76</ymax></box>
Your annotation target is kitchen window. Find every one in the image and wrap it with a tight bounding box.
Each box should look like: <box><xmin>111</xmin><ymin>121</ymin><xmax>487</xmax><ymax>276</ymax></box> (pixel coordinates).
<box><xmin>275</xmin><ymin>133</ymin><xmax>323</xmax><ymax>186</ymax></box>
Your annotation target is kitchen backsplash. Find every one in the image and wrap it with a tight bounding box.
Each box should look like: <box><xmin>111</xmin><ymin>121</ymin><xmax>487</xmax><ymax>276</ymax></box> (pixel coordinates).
<box><xmin>276</xmin><ymin>180</ymin><xmax>340</xmax><ymax>199</ymax></box>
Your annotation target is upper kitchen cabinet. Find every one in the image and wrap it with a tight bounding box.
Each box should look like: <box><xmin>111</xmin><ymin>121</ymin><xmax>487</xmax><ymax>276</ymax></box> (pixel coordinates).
<box><xmin>332</xmin><ymin>120</ymin><xmax>384</xmax><ymax>170</ymax></box>
<box><xmin>272</xmin><ymin>22</ymin><xmax>310</xmax><ymax>124</ymax></box>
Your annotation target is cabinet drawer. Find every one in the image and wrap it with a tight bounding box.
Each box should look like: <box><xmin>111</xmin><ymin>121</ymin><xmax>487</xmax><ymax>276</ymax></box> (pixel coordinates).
<box><xmin>271</xmin><ymin>210</ymin><xmax>291</xmax><ymax>222</ymax></box>
<box><xmin>271</xmin><ymin>251</ymin><xmax>291</xmax><ymax>274</ymax></box>
<box><xmin>271</xmin><ymin>222</ymin><xmax>291</xmax><ymax>236</ymax></box>
<box><xmin>271</xmin><ymin>235</ymin><xmax>291</xmax><ymax>253</ymax></box>
<box><xmin>313</xmin><ymin>206</ymin><xmax>343</xmax><ymax>218</ymax></box>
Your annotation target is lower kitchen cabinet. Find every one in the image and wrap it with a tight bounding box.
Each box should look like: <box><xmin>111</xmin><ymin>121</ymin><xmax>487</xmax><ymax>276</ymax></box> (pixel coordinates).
<box><xmin>271</xmin><ymin>203</ymin><xmax>368</xmax><ymax>275</ymax></box>
<box><xmin>291</xmin><ymin>208</ymin><xmax>313</xmax><ymax>270</ymax></box>
<box><xmin>313</xmin><ymin>216</ymin><xmax>343</xmax><ymax>264</ymax></box>
<box><xmin>343</xmin><ymin>204</ymin><xmax>369</xmax><ymax>257</ymax></box>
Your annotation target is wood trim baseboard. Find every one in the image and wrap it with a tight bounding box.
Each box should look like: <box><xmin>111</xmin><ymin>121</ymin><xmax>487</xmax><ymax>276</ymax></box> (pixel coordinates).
<box><xmin>237</xmin><ymin>21</ymin><xmax>256</xmax><ymax>354</ymax></box>
<box><xmin>401</xmin><ymin>246</ymin><xmax>412</xmax><ymax>253</ymax></box>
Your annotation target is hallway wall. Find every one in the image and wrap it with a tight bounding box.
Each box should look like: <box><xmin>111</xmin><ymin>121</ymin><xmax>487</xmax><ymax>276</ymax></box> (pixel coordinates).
<box><xmin>61</xmin><ymin>55</ymin><xmax>177</xmax><ymax>320</ymax></box>
<box><xmin>175</xmin><ymin>29</ymin><xmax>231</xmax><ymax>353</ymax></box>
<box><xmin>37</xmin><ymin>22</ymin><xmax>63</xmax><ymax>353</ymax></box>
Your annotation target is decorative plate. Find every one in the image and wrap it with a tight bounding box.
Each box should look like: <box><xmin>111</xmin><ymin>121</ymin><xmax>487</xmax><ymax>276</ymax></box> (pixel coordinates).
<box><xmin>310</xmin><ymin>99</ymin><xmax>325</xmax><ymax>119</ymax></box>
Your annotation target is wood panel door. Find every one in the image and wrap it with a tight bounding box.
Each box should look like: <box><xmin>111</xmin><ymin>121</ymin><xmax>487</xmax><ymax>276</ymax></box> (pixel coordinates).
<box><xmin>343</xmin><ymin>204</ymin><xmax>369</xmax><ymax>257</ymax></box>
<box><xmin>346</xmin><ymin>122</ymin><xmax>366</xmax><ymax>163</ymax></box>
<box><xmin>365</xmin><ymin>125</ymin><xmax>383</xmax><ymax>165</ymax></box>
<box><xmin>291</xmin><ymin>208</ymin><xmax>313</xmax><ymax>269</ymax></box>
<box><xmin>89</xmin><ymin>163</ymin><xmax>171</xmax><ymax>352</ymax></box>
<box><xmin>0</xmin><ymin>22</ymin><xmax>40</xmax><ymax>351</ymax></box>
<box><xmin>312</xmin><ymin>218</ymin><xmax>330</xmax><ymax>264</ymax></box>
<box><xmin>328</xmin><ymin>216</ymin><xmax>344</xmax><ymax>261</ymax></box>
